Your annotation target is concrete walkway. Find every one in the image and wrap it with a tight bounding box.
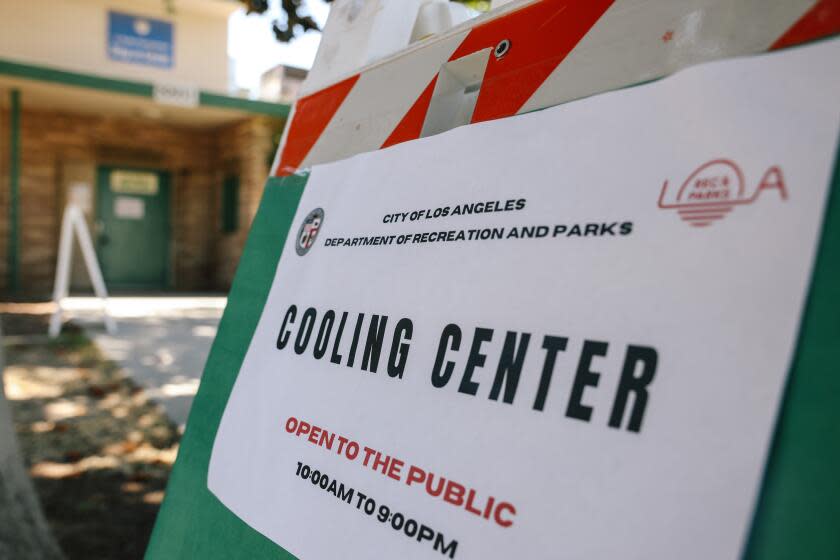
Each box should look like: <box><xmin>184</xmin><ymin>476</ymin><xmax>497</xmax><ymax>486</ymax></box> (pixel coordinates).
<box><xmin>63</xmin><ymin>296</ymin><xmax>226</xmax><ymax>430</ymax></box>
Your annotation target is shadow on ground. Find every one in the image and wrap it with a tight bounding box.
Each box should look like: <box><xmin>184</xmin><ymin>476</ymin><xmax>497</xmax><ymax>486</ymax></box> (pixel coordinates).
<box><xmin>65</xmin><ymin>296</ymin><xmax>226</xmax><ymax>429</ymax></box>
<box><xmin>1</xmin><ymin>309</ymin><xmax>179</xmax><ymax>560</ymax></box>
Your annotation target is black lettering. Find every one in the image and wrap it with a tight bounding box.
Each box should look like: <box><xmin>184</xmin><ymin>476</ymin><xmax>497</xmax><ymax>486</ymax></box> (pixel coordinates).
<box><xmin>361</xmin><ymin>315</ymin><xmax>388</xmax><ymax>373</ymax></box>
<box><xmin>346</xmin><ymin>313</ymin><xmax>365</xmax><ymax>368</ymax></box>
<box><xmin>431</xmin><ymin>324</ymin><xmax>461</xmax><ymax>388</ymax></box>
<box><xmin>337</xmin><ymin>483</ymin><xmax>354</xmax><ymax>504</ymax></box>
<box><xmin>294</xmin><ymin>307</ymin><xmax>316</xmax><ymax>354</ymax></box>
<box><xmin>533</xmin><ymin>336</ymin><xmax>568</xmax><ymax>411</ymax></box>
<box><xmin>566</xmin><ymin>340</ymin><xmax>608</xmax><ymax>422</ymax></box>
<box><xmin>387</xmin><ymin>318</ymin><xmax>413</xmax><ymax>378</ymax></box>
<box><xmin>609</xmin><ymin>345</ymin><xmax>658</xmax><ymax>432</ymax></box>
<box><xmin>489</xmin><ymin>332</ymin><xmax>531</xmax><ymax>404</ymax></box>
<box><xmin>276</xmin><ymin>305</ymin><xmax>297</xmax><ymax>350</ymax></box>
<box><xmin>600</xmin><ymin>222</ymin><xmax>616</xmax><ymax>235</ymax></box>
<box><xmin>330</xmin><ymin>312</ymin><xmax>348</xmax><ymax>365</ymax></box>
<box><xmin>313</xmin><ymin>310</ymin><xmax>335</xmax><ymax>359</ymax></box>
<box><xmin>435</xmin><ymin>534</ymin><xmax>458</xmax><ymax>558</ymax></box>
<box><xmin>458</xmin><ymin>328</ymin><xmax>494</xmax><ymax>396</ymax></box>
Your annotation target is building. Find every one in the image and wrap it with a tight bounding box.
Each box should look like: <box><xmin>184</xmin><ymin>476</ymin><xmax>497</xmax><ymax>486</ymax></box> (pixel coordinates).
<box><xmin>259</xmin><ymin>64</ymin><xmax>308</xmax><ymax>104</ymax></box>
<box><xmin>0</xmin><ymin>0</ymin><xmax>289</xmax><ymax>296</ymax></box>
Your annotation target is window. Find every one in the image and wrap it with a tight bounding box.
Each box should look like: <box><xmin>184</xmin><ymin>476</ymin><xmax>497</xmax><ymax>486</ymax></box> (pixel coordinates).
<box><xmin>221</xmin><ymin>175</ymin><xmax>239</xmax><ymax>233</ymax></box>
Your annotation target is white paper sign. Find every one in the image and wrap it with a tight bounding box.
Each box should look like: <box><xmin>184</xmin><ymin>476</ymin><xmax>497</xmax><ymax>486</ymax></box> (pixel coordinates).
<box><xmin>209</xmin><ymin>39</ymin><xmax>840</xmax><ymax>560</ymax></box>
<box><xmin>114</xmin><ymin>196</ymin><xmax>145</xmax><ymax>220</ymax></box>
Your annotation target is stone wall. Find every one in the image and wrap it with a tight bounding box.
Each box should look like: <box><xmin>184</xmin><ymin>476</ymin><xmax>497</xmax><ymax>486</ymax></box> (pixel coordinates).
<box><xmin>213</xmin><ymin>117</ymin><xmax>277</xmax><ymax>289</ymax></box>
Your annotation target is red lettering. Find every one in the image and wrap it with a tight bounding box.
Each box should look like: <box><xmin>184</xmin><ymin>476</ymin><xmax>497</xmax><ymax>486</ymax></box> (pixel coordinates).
<box><xmin>757</xmin><ymin>166</ymin><xmax>788</xmax><ymax>200</ymax></box>
<box><xmin>406</xmin><ymin>465</ymin><xmax>426</xmax><ymax>487</ymax></box>
<box><xmin>362</xmin><ymin>446</ymin><xmax>377</xmax><ymax>467</ymax></box>
<box><xmin>319</xmin><ymin>430</ymin><xmax>334</xmax><ymax>450</ymax></box>
<box><xmin>372</xmin><ymin>451</ymin><xmax>390</xmax><ymax>474</ymax></box>
<box><xmin>494</xmin><ymin>502</ymin><xmax>516</xmax><ymax>528</ymax></box>
<box><xmin>346</xmin><ymin>441</ymin><xmax>359</xmax><ymax>460</ymax></box>
<box><xmin>464</xmin><ymin>489</ymin><xmax>483</xmax><ymax>516</ymax></box>
<box><xmin>281</xmin><ymin>416</ymin><xmax>519</xmax><ymax>528</ymax></box>
<box><xmin>443</xmin><ymin>480</ymin><xmax>466</xmax><ymax>506</ymax></box>
<box><xmin>483</xmin><ymin>496</ymin><xmax>496</xmax><ymax>519</ymax></box>
<box><xmin>308</xmin><ymin>426</ymin><xmax>321</xmax><ymax>444</ymax></box>
<box><xmin>425</xmin><ymin>473</ymin><xmax>445</xmax><ymax>497</ymax></box>
<box><xmin>387</xmin><ymin>459</ymin><xmax>404</xmax><ymax>481</ymax></box>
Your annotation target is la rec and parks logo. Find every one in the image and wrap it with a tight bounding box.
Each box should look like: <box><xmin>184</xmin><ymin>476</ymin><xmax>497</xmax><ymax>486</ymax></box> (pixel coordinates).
<box><xmin>296</xmin><ymin>208</ymin><xmax>324</xmax><ymax>256</ymax></box>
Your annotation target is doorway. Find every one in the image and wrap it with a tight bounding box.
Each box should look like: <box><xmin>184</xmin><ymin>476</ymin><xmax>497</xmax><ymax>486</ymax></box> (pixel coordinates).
<box><xmin>96</xmin><ymin>167</ymin><xmax>170</xmax><ymax>290</ymax></box>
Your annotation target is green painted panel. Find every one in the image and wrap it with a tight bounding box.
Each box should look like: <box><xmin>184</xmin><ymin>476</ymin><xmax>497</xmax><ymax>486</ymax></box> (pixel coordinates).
<box><xmin>96</xmin><ymin>167</ymin><xmax>169</xmax><ymax>290</ymax></box>
<box><xmin>0</xmin><ymin>58</ymin><xmax>152</xmax><ymax>97</ymax></box>
<box><xmin>146</xmin><ymin>174</ymin><xmax>307</xmax><ymax>559</ymax></box>
<box><xmin>200</xmin><ymin>91</ymin><xmax>291</xmax><ymax>118</ymax></box>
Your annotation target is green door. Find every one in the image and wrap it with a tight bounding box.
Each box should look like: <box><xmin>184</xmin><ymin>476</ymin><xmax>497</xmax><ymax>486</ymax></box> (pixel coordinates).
<box><xmin>96</xmin><ymin>167</ymin><xmax>169</xmax><ymax>290</ymax></box>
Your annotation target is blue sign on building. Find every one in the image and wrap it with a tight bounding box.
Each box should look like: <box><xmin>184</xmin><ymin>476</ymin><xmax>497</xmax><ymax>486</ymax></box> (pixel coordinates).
<box><xmin>108</xmin><ymin>11</ymin><xmax>173</xmax><ymax>68</ymax></box>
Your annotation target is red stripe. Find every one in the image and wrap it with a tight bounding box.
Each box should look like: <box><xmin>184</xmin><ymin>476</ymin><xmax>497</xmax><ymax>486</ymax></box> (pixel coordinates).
<box><xmin>680</xmin><ymin>213</ymin><xmax>727</xmax><ymax>221</ymax></box>
<box><xmin>444</xmin><ymin>0</ymin><xmax>614</xmax><ymax>124</ymax></box>
<box><xmin>275</xmin><ymin>75</ymin><xmax>360</xmax><ymax>176</ymax></box>
<box><xmin>772</xmin><ymin>0</ymin><xmax>840</xmax><ymax>50</ymax></box>
<box><xmin>678</xmin><ymin>206</ymin><xmax>732</xmax><ymax>214</ymax></box>
<box><xmin>381</xmin><ymin>76</ymin><xmax>438</xmax><ymax>149</ymax></box>
<box><xmin>678</xmin><ymin>207</ymin><xmax>731</xmax><ymax>214</ymax></box>
<box><xmin>279</xmin><ymin>0</ymin><xmax>613</xmax><ymax>167</ymax></box>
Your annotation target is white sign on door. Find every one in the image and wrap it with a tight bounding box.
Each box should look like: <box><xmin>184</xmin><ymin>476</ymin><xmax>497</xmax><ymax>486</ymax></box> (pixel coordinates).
<box><xmin>114</xmin><ymin>196</ymin><xmax>145</xmax><ymax>220</ymax></box>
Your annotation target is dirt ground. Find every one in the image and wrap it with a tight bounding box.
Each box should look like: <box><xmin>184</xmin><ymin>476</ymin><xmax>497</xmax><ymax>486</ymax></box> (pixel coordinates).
<box><xmin>1</xmin><ymin>306</ymin><xmax>180</xmax><ymax>560</ymax></box>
